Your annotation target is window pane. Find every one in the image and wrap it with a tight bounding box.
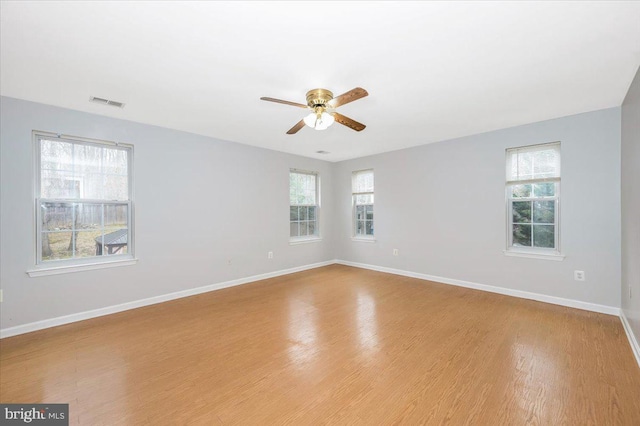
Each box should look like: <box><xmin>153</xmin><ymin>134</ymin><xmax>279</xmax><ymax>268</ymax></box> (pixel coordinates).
<box><xmin>533</xmin><ymin>225</ymin><xmax>555</xmax><ymax>248</ymax></box>
<box><xmin>81</xmin><ymin>173</ymin><xmax>104</xmax><ymax>199</ymax></box>
<box><xmin>290</xmin><ymin>222</ymin><xmax>299</xmax><ymax>237</ymax></box>
<box><xmin>104</xmin><ymin>204</ymin><xmax>128</xmax><ymax>227</ymax></box>
<box><xmin>533</xmin><ymin>182</ymin><xmax>555</xmax><ymax>197</ymax></box>
<box><xmin>75</xmin><ymin>203</ymin><xmax>102</xmax><ymax>230</ymax></box>
<box><xmin>365</xmin><ymin>221</ymin><xmax>374</xmax><ymax>235</ymax></box>
<box><xmin>299</xmin><ymin>222</ymin><xmax>309</xmax><ymax>236</ymax></box>
<box><xmin>290</xmin><ymin>206</ymin><xmax>299</xmax><ymax>221</ymax></box>
<box><xmin>41</xmin><ymin>202</ymin><xmax>129</xmax><ymax>261</ymax></box>
<box><xmin>533</xmin><ymin>200</ymin><xmax>555</xmax><ymax>224</ymax></box>
<box><xmin>511</xmin><ymin>184</ymin><xmax>531</xmax><ymax>198</ymax></box>
<box><xmin>103</xmin><ymin>148</ymin><xmax>128</xmax><ymax>175</ymax></box>
<box><xmin>356</xmin><ymin>220</ymin><xmax>366</xmax><ymax>235</ymax></box>
<box><xmin>82</xmin><ymin>173</ymin><xmax>128</xmax><ymax>200</ymax></box>
<box><xmin>74</xmin><ymin>144</ymin><xmax>103</xmax><ymax>174</ymax></box>
<box><xmin>308</xmin><ymin>221</ymin><xmax>316</xmax><ymax>236</ymax></box>
<box><xmin>512</xmin><ymin>201</ymin><xmax>531</xmax><ymax>223</ymax></box>
<box><xmin>76</xmin><ymin>231</ymin><xmax>103</xmax><ymax>258</ymax></box>
<box><xmin>42</xmin><ymin>231</ymin><xmax>73</xmax><ymax>261</ymax></box>
<box><xmin>511</xmin><ymin>152</ymin><xmax>533</xmax><ymax>180</ymax></box>
<box><xmin>41</xmin><ymin>170</ymin><xmax>80</xmax><ymax>198</ymax></box>
<box><xmin>507</xmin><ymin>144</ymin><xmax>560</xmax><ymax>181</ymax></box>
<box><xmin>352</xmin><ymin>170</ymin><xmax>374</xmax><ymax>193</ymax></box>
<box><xmin>532</xmin><ymin>149</ymin><xmax>560</xmax><ymax>179</ymax></box>
<box><xmin>42</xmin><ymin>202</ymin><xmax>74</xmax><ymax>230</ymax></box>
<box><xmin>40</xmin><ymin>138</ymin><xmax>129</xmax><ymax>201</ymax></box>
<box><xmin>289</xmin><ymin>172</ymin><xmax>316</xmax><ymax>205</ymax></box>
<box><xmin>299</xmin><ymin>206</ymin><xmax>308</xmax><ymax>221</ymax></box>
<box><xmin>356</xmin><ymin>205</ymin><xmax>365</xmax><ymax>220</ymax></box>
<box><xmin>41</xmin><ymin>140</ymin><xmax>73</xmax><ymax>172</ymax></box>
<box><xmin>103</xmin><ymin>175</ymin><xmax>129</xmax><ymax>200</ymax></box>
<box><xmin>512</xmin><ymin>224</ymin><xmax>532</xmax><ymax>247</ymax></box>
<box><xmin>100</xmin><ymin>228</ymin><xmax>129</xmax><ymax>256</ymax></box>
<box><xmin>308</xmin><ymin>206</ymin><xmax>316</xmax><ymax>221</ymax></box>
<box><xmin>41</xmin><ymin>202</ymin><xmax>106</xmax><ymax>232</ymax></box>
<box><xmin>355</xmin><ymin>194</ymin><xmax>374</xmax><ymax>205</ymax></box>
<box><xmin>365</xmin><ymin>205</ymin><xmax>374</xmax><ymax>220</ymax></box>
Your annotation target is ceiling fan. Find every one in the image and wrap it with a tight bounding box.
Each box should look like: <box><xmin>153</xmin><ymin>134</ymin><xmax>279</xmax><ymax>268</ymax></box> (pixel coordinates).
<box><xmin>260</xmin><ymin>87</ymin><xmax>368</xmax><ymax>134</ymax></box>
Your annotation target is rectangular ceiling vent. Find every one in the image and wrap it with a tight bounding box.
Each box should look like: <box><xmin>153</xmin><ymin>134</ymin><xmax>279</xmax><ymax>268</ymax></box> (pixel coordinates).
<box><xmin>89</xmin><ymin>96</ymin><xmax>125</xmax><ymax>108</ymax></box>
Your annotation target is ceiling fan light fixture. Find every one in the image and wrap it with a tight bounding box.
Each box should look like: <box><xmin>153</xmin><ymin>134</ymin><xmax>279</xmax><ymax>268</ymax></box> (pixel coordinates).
<box><xmin>316</xmin><ymin>112</ymin><xmax>335</xmax><ymax>130</ymax></box>
<box><xmin>303</xmin><ymin>112</ymin><xmax>317</xmax><ymax>128</ymax></box>
<box><xmin>304</xmin><ymin>110</ymin><xmax>335</xmax><ymax>130</ymax></box>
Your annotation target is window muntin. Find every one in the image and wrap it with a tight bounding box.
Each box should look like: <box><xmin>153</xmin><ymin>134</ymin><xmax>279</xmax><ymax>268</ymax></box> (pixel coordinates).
<box><xmin>352</xmin><ymin>169</ymin><xmax>374</xmax><ymax>237</ymax></box>
<box><xmin>36</xmin><ymin>133</ymin><xmax>133</xmax><ymax>265</ymax></box>
<box><xmin>506</xmin><ymin>143</ymin><xmax>560</xmax><ymax>253</ymax></box>
<box><xmin>289</xmin><ymin>170</ymin><xmax>319</xmax><ymax>239</ymax></box>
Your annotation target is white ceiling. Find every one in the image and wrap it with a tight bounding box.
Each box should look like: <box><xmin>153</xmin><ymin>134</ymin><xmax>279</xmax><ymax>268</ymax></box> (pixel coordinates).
<box><xmin>2</xmin><ymin>1</ymin><xmax>639</xmax><ymax>162</ymax></box>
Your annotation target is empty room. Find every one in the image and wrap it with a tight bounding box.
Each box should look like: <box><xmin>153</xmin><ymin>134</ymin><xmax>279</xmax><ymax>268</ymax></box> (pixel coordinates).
<box><xmin>1</xmin><ymin>1</ymin><xmax>640</xmax><ymax>424</ymax></box>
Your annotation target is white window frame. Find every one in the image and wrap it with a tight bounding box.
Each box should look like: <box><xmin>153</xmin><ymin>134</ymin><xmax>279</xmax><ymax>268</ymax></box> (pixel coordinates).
<box><xmin>29</xmin><ymin>131</ymin><xmax>136</xmax><ymax>276</ymax></box>
<box><xmin>289</xmin><ymin>169</ymin><xmax>321</xmax><ymax>243</ymax></box>
<box><xmin>505</xmin><ymin>142</ymin><xmax>563</xmax><ymax>260</ymax></box>
<box><xmin>352</xmin><ymin>169</ymin><xmax>375</xmax><ymax>241</ymax></box>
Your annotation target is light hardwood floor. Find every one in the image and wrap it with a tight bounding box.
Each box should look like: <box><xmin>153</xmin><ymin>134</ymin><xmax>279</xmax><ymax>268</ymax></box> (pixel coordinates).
<box><xmin>2</xmin><ymin>265</ymin><xmax>639</xmax><ymax>425</ymax></box>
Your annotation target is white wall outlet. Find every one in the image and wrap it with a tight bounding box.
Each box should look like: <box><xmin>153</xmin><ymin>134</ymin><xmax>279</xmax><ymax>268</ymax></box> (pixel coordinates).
<box><xmin>393</xmin><ymin>249</ymin><xmax>399</xmax><ymax>256</ymax></box>
<box><xmin>268</xmin><ymin>251</ymin><xmax>273</xmax><ymax>259</ymax></box>
<box><xmin>574</xmin><ymin>270</ymin><xmax>585</xmax><ymax>281</ymax></box>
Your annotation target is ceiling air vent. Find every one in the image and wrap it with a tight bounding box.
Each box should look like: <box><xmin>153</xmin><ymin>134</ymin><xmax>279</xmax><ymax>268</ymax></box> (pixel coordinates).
<box><xmin>89</xmin><ymin>96</ymin><xmax>125</xmax><ymax>108</ymax></box>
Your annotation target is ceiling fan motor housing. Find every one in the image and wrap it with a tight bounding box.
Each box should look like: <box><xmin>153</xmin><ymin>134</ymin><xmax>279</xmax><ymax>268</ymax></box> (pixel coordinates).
<box><xmin>306</xmin><ymin>88</ymin><xmax>333</xmax><ymax>108</ymax></box>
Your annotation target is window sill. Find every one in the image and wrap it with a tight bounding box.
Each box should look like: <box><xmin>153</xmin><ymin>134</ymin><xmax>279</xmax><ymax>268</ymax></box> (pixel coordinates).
<box><xmin>289</xmin><ymin>237</ymin><xmax>322</xmax><ymax>245</ymax></box>
<box><xmin>27</xmin><ymin>258</ymin><xmax>138</xmax><ymax>277</ymax></box>
<box><xmin>503</xmin><ymin>250</ymin><xmax>564</xmax><ymax>261</ymax></box>
<box><xmin>352</xmin><ymin>237</ymin><xmax>376</xmax><ymax>243</ymax></box>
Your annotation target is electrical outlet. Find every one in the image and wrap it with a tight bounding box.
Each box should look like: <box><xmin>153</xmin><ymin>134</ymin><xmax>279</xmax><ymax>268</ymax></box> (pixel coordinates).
<box><xmin>393</xmin><ymin>249</ymin><xmax>399</xmax><ymax>256</ymax></box>
<box><xmin>574</xmin><ymin>270</ymin><xmax>585</xmax><ymax>281</ymax></box>
<box><xmin>268</xmin><ymin>251</ymin><xmax>273</xmax><ymax>259</ymax></box>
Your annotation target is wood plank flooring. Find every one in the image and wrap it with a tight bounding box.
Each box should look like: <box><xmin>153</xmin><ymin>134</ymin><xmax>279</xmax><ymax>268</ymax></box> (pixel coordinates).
<box><xmin>2</xmin><ymin>265</ymin><xmax>639</xmax><ymax>425</ymax></box>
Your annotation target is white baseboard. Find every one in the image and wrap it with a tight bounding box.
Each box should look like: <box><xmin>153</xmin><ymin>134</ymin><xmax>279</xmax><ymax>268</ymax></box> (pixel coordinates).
<box><xmin>620</xmin><ymin>310</ymin><xmax>640</xmax><ymax>368</ymax></box>
<box><xmin>335</xmin><ymin>260</ymin><xmax>620</xmax><ymax>316</ymax></box>
<box><xmin>0</xmin><ymin>260</ymin><xmax>335</xmax><ymax>339</ymax></box>
<box><xmin>1</xmin><ymin>259</ymin><xmax>626</xmax><ymax>344</ymax></box>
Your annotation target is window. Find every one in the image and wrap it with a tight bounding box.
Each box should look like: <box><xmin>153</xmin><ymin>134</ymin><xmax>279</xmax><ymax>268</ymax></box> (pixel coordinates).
<box><xmin>289</xmin><ymin>170</ymin><xmax>319</xmax><ymax>240</ymax></box>
<box><xmin>352</xmin><ymin>169</ymin><xmax>374</xmax><ymax>238</ymax></box>
<box><xmin>506</xmin><ymin>142</ymin><xmax>560</xmax><ymax>254</ymax></box>
<box><xmin>35</xmin><ymin>132</ymin><xmax>133</xmax><ymax>266</ymax></box>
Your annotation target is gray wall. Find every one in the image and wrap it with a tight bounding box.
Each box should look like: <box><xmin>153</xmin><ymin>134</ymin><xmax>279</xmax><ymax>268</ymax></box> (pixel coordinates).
<box><xmin>0</xmin><ymin>96</ymin><xmax>334</xmax><ymax>329</ymax></box>
<box><xmin>333</xmin><ymin>108</ymin><xmax>622</xmax><ymax>308</ymax></box>
<box><xmin>0</xmin><ymin>96</ymin><xmax>625</xmax><ymax>332</ymax></box>
<box><xmin>622</xmin><ymin>66</ymin><xmax>640</xmax><ymax>343</ymax></box>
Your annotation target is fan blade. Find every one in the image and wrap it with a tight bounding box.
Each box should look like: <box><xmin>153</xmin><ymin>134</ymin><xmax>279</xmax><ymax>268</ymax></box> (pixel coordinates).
<box><xmin>332</xmin><ymin>112</ymin><xmax>366</xmax><ymax>132</ymax></box>
<box><xmin>286</xmin><ymin>119</ymin><xmax>306</xmax><ymax>135</ymax></box>
<box><xmin>328</xmin><ymin>87</ymin><xmax>368</xmax><ymax>108</ymax></box>
<box><xmin>260</xmin><ymin>97</ymin><xmax>308</xmax><ymax>109</ymax></box>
